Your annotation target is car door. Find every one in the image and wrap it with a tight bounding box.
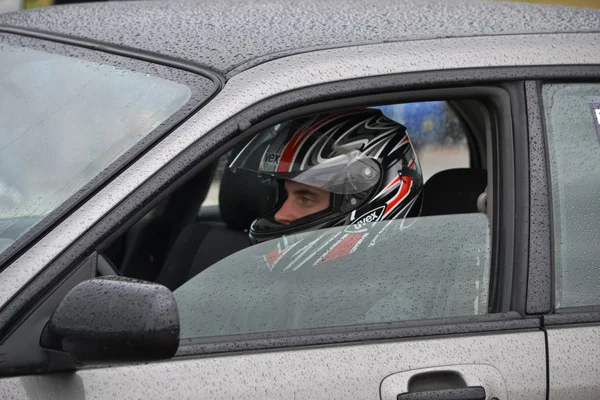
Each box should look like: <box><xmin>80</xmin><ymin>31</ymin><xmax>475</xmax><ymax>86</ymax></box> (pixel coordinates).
<box><xmin>535</xmin><ymin>79</ymin><xmax>600</xmax><ymax>399</ymax></box>
<box><xmin>0</xmin><ymin>73</ymin><xmax>544</xmax><ymax>396</ymax></box>
<box><xmin>6</xmin><ymin>31</ymin><xmax>600</xmax><ymax>399</ymax></box>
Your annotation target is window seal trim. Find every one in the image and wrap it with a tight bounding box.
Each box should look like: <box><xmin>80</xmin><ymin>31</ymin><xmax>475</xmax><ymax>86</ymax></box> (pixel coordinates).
<box><xmin>508</xmin><ymin>81</ymin><xmax>532</xmax><ymax>315</ymax></box>
<box><xmin>177</xmin><ymin>314</ymin><xmax>540</xmax><ymax>357</ymax></box>
<box><xmin>544</xmin><ymin>308</ymin><xmax>600</xmax><ymax>327</ymax></box>
<box><xmin>485</xmin><ymin>84</ymin><xmax>518</xmax><ymax>314</ymax></box>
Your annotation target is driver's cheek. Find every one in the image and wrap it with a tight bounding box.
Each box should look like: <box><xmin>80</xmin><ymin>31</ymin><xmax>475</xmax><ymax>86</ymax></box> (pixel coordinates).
<box><xmin>274</xmin><ymin>197</ymin><xmax>306</xmax><ymax>225</ymax></box>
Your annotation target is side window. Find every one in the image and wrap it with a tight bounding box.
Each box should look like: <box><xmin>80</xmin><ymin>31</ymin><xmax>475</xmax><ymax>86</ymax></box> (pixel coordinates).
<box><xmin>200</xmin><ymin>101</ymin><xmax>471</xmax><ymax>209</ymax></box>
<box><xmin>173</xmin><ymin>100</ymin><xmax>492</xmax><ymax>339</ymax></box>
<box><xmin>104</xmin><ymin>97</ymin><xmax>495</xmax><ymax>341</ymax></box>
<box><xmin>543</xmin><ymin>83</ymin><xmax>600</xmax><ymax>309</ymax></box>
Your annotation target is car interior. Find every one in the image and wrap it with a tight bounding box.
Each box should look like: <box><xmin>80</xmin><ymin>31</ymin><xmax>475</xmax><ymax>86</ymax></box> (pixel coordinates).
<box><xmin>98</xmin><ymin>98</ymin><xmax>490</xmax><ymax>291</ymax></box>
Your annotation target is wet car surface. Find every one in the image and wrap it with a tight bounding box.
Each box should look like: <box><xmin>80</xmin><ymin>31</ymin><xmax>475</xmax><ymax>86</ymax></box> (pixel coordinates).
<box><xmin>0</xmin><ymin>1</ymin><xmax>600</xmax><ymax>398</ymax></box>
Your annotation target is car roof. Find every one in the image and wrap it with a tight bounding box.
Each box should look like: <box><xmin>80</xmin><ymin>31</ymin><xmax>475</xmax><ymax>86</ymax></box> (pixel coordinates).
<box><xmin>1</xmin><ymin>0</ymin><xmax>599</xmax><ymax>76</ymax></box>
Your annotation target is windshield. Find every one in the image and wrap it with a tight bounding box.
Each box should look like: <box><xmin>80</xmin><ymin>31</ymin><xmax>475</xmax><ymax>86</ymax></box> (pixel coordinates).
<box><xmin>0</xmin><ymin>43</ymin><xmax>192</xmax><ymax>256</ymax></box>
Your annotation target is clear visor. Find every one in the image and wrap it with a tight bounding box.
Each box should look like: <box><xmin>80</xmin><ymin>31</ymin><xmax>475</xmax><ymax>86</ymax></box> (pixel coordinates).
<box><xmin>229</xmin><ymin>121</ymin><xmax>381</xmax><ymax>195</ymax></box>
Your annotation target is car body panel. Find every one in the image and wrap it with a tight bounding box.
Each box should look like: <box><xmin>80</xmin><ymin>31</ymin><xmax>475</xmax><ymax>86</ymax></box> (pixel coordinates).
<box><xmin>1</xmin><ymin>31</ymin><xmax>599</xmax><ymax>310</ymax></box>
<box><xmin>0</xmin><ymin>331</ymin><xmax>546</xmax><ymax>399</ymax></box>
<box><xmin>547</xmin><ymin>325</ymin><xmax>600</xmax><ymax>399</ymax></box>
<box><xmin>0</xmin><ymin>0</ymin><xmax>599</xmax><ymax>74</ymax></box>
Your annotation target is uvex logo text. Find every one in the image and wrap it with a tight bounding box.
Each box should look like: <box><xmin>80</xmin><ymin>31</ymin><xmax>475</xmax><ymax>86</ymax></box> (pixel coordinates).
<box><xmin>264</xmin><ymin>153</ymin><xmax>281</xmax><ymax>164</ymax></box>
<box><xmin>349</xmin><ymin>206</ymin><xmax>385</xmax><ymax>229</ymax></box>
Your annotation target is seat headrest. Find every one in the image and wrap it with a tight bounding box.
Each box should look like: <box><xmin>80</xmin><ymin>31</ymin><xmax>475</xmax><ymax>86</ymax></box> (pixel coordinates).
<box><xmin>420</xmin><ymin>168</ymin><xmax>487</xmax><ymax>217</ymax></box>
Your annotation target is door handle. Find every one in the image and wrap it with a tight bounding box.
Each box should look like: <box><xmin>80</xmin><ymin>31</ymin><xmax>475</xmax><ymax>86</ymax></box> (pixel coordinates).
<box><xmin>380</xmin><ymin>365</ymin><xmax>506</xmax><ymax>400</ymax></box>
<box><xmin>397</xmin><ymin>386</ymin><xmax>486</xmax><ymax>400</ymax></box>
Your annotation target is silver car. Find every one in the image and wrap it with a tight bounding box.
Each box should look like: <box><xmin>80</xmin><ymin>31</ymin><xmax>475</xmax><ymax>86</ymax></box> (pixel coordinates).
<box><xmin>0</xmin><ymin>0</ymin><xmax>599</xmax><ymax>398</ymax></box>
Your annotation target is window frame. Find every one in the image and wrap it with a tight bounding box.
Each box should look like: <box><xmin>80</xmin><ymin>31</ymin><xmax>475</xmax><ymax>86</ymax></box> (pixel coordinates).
<box><xmin>0</xmin><ymin>72</ymin><xmax>536</xmax><ymax>377</ymax></box>
<box><xmin>178</xmin><ymin>87</ymin><xmax>512</xmax><ymax>322</ymax></box>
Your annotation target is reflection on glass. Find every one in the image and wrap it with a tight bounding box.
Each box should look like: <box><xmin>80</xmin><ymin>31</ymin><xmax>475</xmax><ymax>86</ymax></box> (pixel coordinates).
<box><xmin>0</xmin><ymin>43</ymin><xmax>192</xmax><ymax>255</ymax></box>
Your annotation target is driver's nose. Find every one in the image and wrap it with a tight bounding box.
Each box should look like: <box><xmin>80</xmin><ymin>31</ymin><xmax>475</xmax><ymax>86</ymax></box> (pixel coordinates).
<box><xmin>274</xmin><ymin>198</ymin><xmax>297</xmax><ymax>225</ymax></box>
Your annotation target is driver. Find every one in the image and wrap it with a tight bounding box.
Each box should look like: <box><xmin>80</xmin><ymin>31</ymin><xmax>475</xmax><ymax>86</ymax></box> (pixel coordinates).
<box><xmin>229</xmin><ymin>107</ymin><xmax>424</xmax><ymax>244</ymax></box>
<box><xmin>273</xmin><ymin>180</ymin><xmax>331</xmax><ymax>226</ymax></box>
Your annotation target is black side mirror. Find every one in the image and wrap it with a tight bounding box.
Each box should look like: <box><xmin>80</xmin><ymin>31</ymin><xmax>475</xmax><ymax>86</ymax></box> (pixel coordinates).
<box><xmin>41</xmin><ymin>276</ymin><xmax>179</xmax><ymax>364</ymax></box>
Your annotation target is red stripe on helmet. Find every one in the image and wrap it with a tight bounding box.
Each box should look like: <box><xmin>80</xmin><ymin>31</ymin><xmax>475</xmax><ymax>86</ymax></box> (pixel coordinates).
<box><xmin>381</xmin><ymin>175</ymin><xmax>401</xmax><ymax>193</ymax></box>
<box><xmin>379</xmin><ymin>160</ymin><xmax>414</xmax><ymax>192</ymax></box>
<box><xmin>383</xmin><ymin>176</ymin><xmax>413</xmax><ymax>217</ymax></box>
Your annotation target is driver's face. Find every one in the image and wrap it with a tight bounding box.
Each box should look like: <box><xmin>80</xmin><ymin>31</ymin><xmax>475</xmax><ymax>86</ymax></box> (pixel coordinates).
<box><xmin>274</xmin><ymin>180</ymin><xmax>331</xmax><ymax>225</ymax></box>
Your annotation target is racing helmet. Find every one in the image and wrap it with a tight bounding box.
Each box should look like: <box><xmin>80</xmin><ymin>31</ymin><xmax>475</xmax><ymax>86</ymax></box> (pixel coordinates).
<box><xmin>229</xmin><ymin>108</ymin><xmax>423</xmax><ymax>243</ymax></box>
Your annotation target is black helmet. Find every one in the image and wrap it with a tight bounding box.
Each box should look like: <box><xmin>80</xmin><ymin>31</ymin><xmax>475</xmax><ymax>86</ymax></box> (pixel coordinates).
<box><xmin>229</xmin><ymin>108</ymin><xmax>423</xmax><ymax>243</ymax></box>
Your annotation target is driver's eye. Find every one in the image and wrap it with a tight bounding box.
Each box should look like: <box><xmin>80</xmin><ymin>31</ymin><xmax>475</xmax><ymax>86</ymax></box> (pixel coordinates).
<box><xmin>298</xmin><ymin>197</ymin><xmax>315</xmax><ymax>208</ymax></box>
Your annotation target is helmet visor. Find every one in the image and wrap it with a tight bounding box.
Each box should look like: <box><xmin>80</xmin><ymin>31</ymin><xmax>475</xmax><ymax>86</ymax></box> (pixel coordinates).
<box><xmin>229</xmin><ymin>119</ymin><xmax>381</xmax><ymax>195</ymax></box>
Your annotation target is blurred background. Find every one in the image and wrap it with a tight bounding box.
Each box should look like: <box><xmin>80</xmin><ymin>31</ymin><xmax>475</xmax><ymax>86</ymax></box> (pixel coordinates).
<box><xmin>504</xmin><ymin>0</ymin><xmax>598</xmax><ymax>5</ymax></box>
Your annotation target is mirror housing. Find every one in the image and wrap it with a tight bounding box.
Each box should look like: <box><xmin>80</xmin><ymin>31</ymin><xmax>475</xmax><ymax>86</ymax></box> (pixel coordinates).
<box><xmin>41</xmin><ymin>276</ymin><xmax>179</xmax><ymax>364</ymax></box>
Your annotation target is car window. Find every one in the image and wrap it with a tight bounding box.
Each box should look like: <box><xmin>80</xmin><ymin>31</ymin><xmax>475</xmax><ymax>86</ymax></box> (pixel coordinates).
<box><xmin>0</xmin><ymin>42</ymin><xmax>192</xmax><ymax>256</ymax></box>
<box><xmin>163</xmin><ymin>102</ymin><xmax>492</xmax><ymax>338</ymax></box>
<box><xmin>104</xmin><ymin>100</ymin><xmax>492</xmax><ymax>339</ymax></box>
<box><xmin>175</xmin><ymin>214</ymin><xmax>490</xmax><ymax>338</ymax></box>
<box><xmin>200</xmin><ymin>101</ymin><xmax>470</xmax><ymax>208</ymax></box>
<box><xmin>543</xmin><ymin>83</ymin><xmax>600</xmax><ymax>309</ymax></box>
